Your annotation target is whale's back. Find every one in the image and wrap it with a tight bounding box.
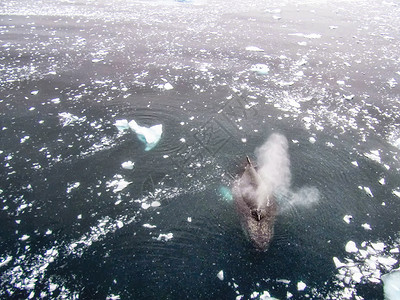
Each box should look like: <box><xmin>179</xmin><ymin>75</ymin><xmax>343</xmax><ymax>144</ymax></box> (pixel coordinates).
<box><xmin>233</xmin><ymin>158</ymin><xmax>277</xmax><ymax>250</ymax></box>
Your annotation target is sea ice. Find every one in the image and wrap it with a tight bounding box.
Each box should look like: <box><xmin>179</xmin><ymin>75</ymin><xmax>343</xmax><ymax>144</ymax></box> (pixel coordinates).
<box><xmin>217</xmin><ymin>270</ymin><xmax>224</xmax><ymax>281</ymax></box>
<box><xmin>106</xmin><ymin>177</ymin><xmax>131</xmax><ymax>193</ymax></box>
<box><xmin>143</xmin><ymin>224</ymin><xmax>157</xmax><ymax>229</ymax></box>
<box><xmin>361</xmin><ymin>223</ymin><xmax>372</xmax><ymax>230</ymax></box>
<box><xmin>245</xmin><ymin>46</ymin><xmax>264</xmax><ymax>52</ymax></box>
<box><xmin>250</xmin><ymin>64</ymin><xmax>270</xmax><ymax>75</ymax></box>
<box><xmin>382</xmin><ymin>269</ymin><xmax>400</xmax><ymax>300</ymax></box>
<box><xmin>297</xmin><ymin>281</ymin><xmax>306</xmax><ymax>291</ymax></box>
<box><xmin>155</xmin><ymin>233</ymin><xmax>173</xmax><ymax>241</ymax></box>
<box><xmin>363</xmin><ymin>187</ymin><xmax>374</xmax><ymax>197</ymax></box>
<box><xmin>115</xmin><ymin>119</ymin><xmax>163</xmax><ymax>150</ymax></box>
<box><xmin>129</xmin><ymin>120</ymin><xmax>163</xmax><ymax>151</ymax></box>
<box><xmin>121</xmin><ymin>161</ymin><xmax>134</xmax><ymax>170</ymax></box>
<box><xmin>114</xmin><ymin>119</ymin><xmax>130</xmax><ymax>131</ymax></box>
<box><xmin>345</xmin><ymin>241</ymin><xmax>358</xmax><ymax>253</ymax></box>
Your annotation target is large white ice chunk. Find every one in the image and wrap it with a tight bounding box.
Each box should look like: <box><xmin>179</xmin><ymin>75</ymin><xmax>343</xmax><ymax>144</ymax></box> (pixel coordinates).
<box><xmin>128</xmin><ymin>120</ymin><xmax>163</xmax><ymax>151</ymax></box>
<box><xmin>382</xmin><ymin>269</ymin><xmax>400</xmax><ymax>300</ymax></box>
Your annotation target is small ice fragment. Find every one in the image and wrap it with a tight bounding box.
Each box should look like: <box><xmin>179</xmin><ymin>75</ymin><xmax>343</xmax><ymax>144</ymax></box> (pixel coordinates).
<box><xmin>364</xmin><ymin>150</ymin><xmax>381</xmax><ymax>163</ymax></box>
<box><xmin>187</xmin><ymin>217</ymin><xmax>192</xmax><ymax>222</ymax></box>
<box><xmin>141</xmin><ymin>203</ymin><xmax>150</xmax><ymax>210</ymax></box>
<box><xmin>309</xmin><ymin>137</ymin><xmax>316</xmax><ymax>144</ymax></box>
<box><xmin>379</xmin><ymin>178</ymin><xmax>385</xmax><ymax>185</ymax></box>
<box><xmin>31</xmin><ymin>90</ymin><xmax>39</xmax><ymax>95</ymax></box>
<box><xmin>121</xmin><ymin>161</ymin><xmax>134</xmax><ymax>170</ymax></box>
<box><xmin>66</xmin><ymin>182</ymin><xmax>80</xmax><ymax>193</ymax></box>
<box><xmin>77</xmin><ymin>214</ymin><xmax>82</xmax><ymax>219</ymax></box>
<box><xmin>371</xmin><ymin>242</ymin><xmax>385</xmax><ymax>252</ymax></box>
<box><xmin>106</xmin><ymin>179</ymin><xmax>131</xmax><ymax>193</ymax></box>
<box><xmin>163</xmin><ymin>82</ymin><xmax>174</xmax><ymax>90</ymax></box>
<box><xmin>363</xmin><ymin>187</ymin><xmax>374</xmax><ymax>197</ymax></box>
<box><xmin>297</xmin><ymin>281</ymin><xmax>306</xmax><ymax>291</ymax></box>
<box><xmin>155</xmin><ymin>233</ymin><xmax>173</xmax><ymax>241</ymax></box>
<box><xmin>20</xmin><ymin>136</ymin><xmax>30</xmax><ymax>143</ymax></box>
<box><xmin>343</xmin><ymin>94</ymin><xmax>355</xmax><ymax>101</ymax></box>
<box><xmin>114</xmin><ymin>119</ymin><xmax>130</xmax><ymax>131</ymax></box>
<box><xmin>50</xmin><ymin>98</ymin><xmax>60</xmax><ymax>104</ymax></box>
<box><xmin>20</xmin><ymin>235</ymin><xmax>30</xmax><ymax>241</ymax></box>
<box><xmin>106</xmin><ymin>294</ymin><xmax>121</xmax><ymax>300</ymax></box>
<box><xmin>143</xmin><ymin>224</ymin><xmax>157</xmax><ymax>229</ymax></box>
<box><xmin>128</xmin><ymin>120</ymin><xmax>163</xmax><ymax>151</ymax></box>
<box><xmin>49</xmin><ymin>283</ymin><xmax>58</xmax><ymax>292</ymax></box>
<box><xmin>217</xmin><ymin>270</ymin><xmax>224</xmax><ymax>281</ymax></box>
<box><xmin>382</xmin><ymin>269</ymin><xmax>400</xmax><ymax>300</ymax></box>
<box><xmin>392</xmin><ymin>190</ymin><xmax>400</xmax><ymax>198</ymax></box>
<box><xmin>45</xmin><ymin>229</ymin><xmax>52</xmax><ymax>235</ymax></box>
<box><xmin>116</xmin><ymin>220</ymin><xmax>124</xmax><ymax>228</ymax></box>
<box><xmin>390</xmin><ymin>248</ymin><xmax>399</xmax><ymax>253</ymax></box>
<box><xmin>180</xmin><ymin>138</ymin><xmax>186</xmax><ymax>143</ymax></box>
<box><xmin>0</xmin><ymin>256</ymin><xmax>12</xmax><ymax>267</ymax></box>
<box><xmin>361</xmin><ymin>223</ymin><xmax>372</xmax><ymax>230</ymax></box>
<box><xmin>337</xmin><ymin>80</ymin><xmax>345</xmax><ymax>85</ymax></box>
<box><xmin>245</xmin><ymin>46</ymin><xmax>264</xmax><ymax>52</ymax></box>
<box><xmin>352</xmin><ymin>272</ymin><xmax>363</xmax><ymax>283</ymax></box>
<box><xmin>329</xmin><ymin>25</ymin><xmax>338</xmax><ymax>29</ymax></box>
<box><xmin>151</xmin><ymin>201</ymin><xmax>161</xmax><ymax>207</ymax></box>
<box><xmin>333</xmin><ymin>257</ymin><xmax>345</xmax><ymax>268</ymax></box>
<box><xmin>351</xmin><ymin>161</ymin><xmax>359</xmax><ymax>167</ymax></box>
<box><xmin>345</xmin><ymin>241</ymin><xmax>358</xmax><ymax>253</ymax></box>
<box><xmin>241</xmin><ymin>138</ymin><xmax>247</xmax><ymax>143</ymax></box>
<box><xmin>298</xmin><ymin>41</ymin><xmax>307</xmax><ymax>46</ymax></box>
<box><xmin>250</xmin><ymin>64</ymin><xmax>269</xmax><ymax>75</ymax></box>
<box><xmin>343</xmin><ymin>215</ymin><xmax>353</xmax><ymax>224</ymax></box>
<box><xmin>378</xmin><ymin>256</ymin><xmax>397</xmax><ymax>267</ymax></box>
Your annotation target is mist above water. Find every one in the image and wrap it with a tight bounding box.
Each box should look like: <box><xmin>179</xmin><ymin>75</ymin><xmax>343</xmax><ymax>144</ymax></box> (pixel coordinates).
<box><xmin>254</xmin><ymin>133</ymin><xmax>319</xmax><ymax>213</ymax></box>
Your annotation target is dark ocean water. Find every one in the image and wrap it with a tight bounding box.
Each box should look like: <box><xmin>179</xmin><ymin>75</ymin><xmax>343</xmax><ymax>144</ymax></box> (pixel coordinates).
<box><xmin>1</xmin><ymin>0</ymin><xmax>400</xmax><ymax>299</ymax></box>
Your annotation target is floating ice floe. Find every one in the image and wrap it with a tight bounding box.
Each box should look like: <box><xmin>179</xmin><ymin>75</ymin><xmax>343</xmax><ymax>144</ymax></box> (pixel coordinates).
<box><xmin>121</xmin><ymin>161</ymin><xmax>134</xmax><ymax>170</ymax></box>
<box><xmin>343</xmin><ymin>215</ymin><xmax>353</xmax><ymax>224</ymax></box>
<box><xmin>217</xmin><ymin>270</ymin><xmax>224</xmax><ymax>281</ymax></box>
<box><xmin>343</xmin><ymin>94</ymin><xmax>355</xmax><ymax>101</ymax></box>
<box><xmin>364</xmin><ymin>150</ymin><xmax>381</xmax><ymax>164</ymax></box>
<box><xmin>392</xmin><ymin>190</ymin><xmax>400</xmax><ymax>198</ymax></box>
<box><xmin>160</xmin><ymin>82</ymin><xmax>174</xmax><ymax>90</ymax></box>
<box><xmin>345</xmin><ymin>241</ymin><xmax>358</xmax><ymax>253</ymax></box>
<box><xmin>143</xmin><ymin>224</ymin><xmax>157</xmax><ymax>229</ymax></box>
<box><xmin>361</xmin><ymin>223</ymin><xmax>372</xmax><ymax>230</ymax></box>
<box><xmin>382</xmin><ymin>269</ymin><xmax>400</xmax><ymax>300</ymax></box>
<box><xmin>106</xmin><ymin>175</ymin><xmax>132</xmax><ymax>193</ymax></box>
<box><xmin>297</xmin><ymin>281</ymin><xmax>306</xmax><ymax>291</ymax></box>
<box><xmin>114</xmin><ymin>119</ymin><xmax>163</xmax><ymax>151</ymax></box>
<box><xmin>250</xmin><ymin>64</ymin><xmax>270</xmax><ymax>75</ymax></box>
<box><xmin>155</xmin><ymin>233</ymin><xmax>173</xmax><ymax>241</ymax></box>
<box><xmin>66</xmin><ymin>182</ymin><xmax>80</xmax><ymax>193</ymax></box>
<box><xmin>245</xmin><ymin>46</ymin><xmax>264</xmax><ymax>52</ymax></box>
<box><xmin>289</xmin><ymin>33</ymin><xmax>321</xmax><ymax>39</ymax></box>
<box><xmin>59</xmin><ymin>112</ymin><xmax>86</xmax><ymax>127</ymax></box>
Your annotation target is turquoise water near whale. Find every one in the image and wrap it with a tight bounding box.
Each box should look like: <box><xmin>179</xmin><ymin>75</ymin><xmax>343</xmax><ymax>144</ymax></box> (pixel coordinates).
<box><xmin>1</xmin><ymin>0</ymin><xmax>400</xmax><ymax>298</ymax></box>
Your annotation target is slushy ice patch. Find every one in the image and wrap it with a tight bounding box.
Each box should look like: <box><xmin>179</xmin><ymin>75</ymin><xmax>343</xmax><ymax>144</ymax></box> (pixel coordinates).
<box><xmin>114</xmin><ymin>119</ymin><xmax>163</xmax><ymax>151</ymax></box>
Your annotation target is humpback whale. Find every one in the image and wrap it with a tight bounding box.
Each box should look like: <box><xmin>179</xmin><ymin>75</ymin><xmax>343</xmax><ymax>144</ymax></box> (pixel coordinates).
<box><xmin>233</xmin><ymin>156</ymin><xmax>278</xmax><ymax>251</ymax></box>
